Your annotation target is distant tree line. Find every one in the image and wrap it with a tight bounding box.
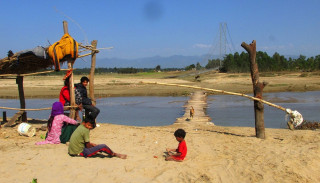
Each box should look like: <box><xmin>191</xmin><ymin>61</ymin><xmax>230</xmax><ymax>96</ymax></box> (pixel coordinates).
<box><xmin>204</xmin><ymin>52</ymin><xmax>320</xmax><ymax>73</ymax></box>
<box><xmin>41</xmin><ymin>66</ymin><xmax>183</xmax><ymax>75</ymax></box>
<box><xmin>42</xmin><ymin>52</ymin><xmax>320</xmax><ymax>75</ymax></box>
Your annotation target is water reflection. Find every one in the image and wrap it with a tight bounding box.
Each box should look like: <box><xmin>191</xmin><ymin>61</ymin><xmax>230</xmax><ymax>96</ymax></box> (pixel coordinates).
<box><xmin>207</xmin><ymin>91</ymin><xmax>320</xmax><ymax>129</ymax></box>
<box><xmin>0</xmin><ymin>97</ymin><xmax>187</xmax><ymax>127</ymax></box>
<box><xmin>0</xmin><ymin>91</ymin><xmax>319</xmax><ymax>128</ymax></box>
<box><xmin>95</xmin><ymin>96</ymin><xmax>187</xmax><ymax>126</ymax></box>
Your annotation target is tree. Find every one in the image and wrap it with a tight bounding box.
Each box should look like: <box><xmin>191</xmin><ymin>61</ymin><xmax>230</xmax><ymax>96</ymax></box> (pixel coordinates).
<box><xmin>241</xmin><ymin>40</ymin><xmax>266</xmax><ymax>139</ymax></box>
<box><xmin>155</xmin><ymin>65</ymin><xmax>161</xmax><ymax>71</ymax></box>
<box><xmin>185</xmin><ymin>64</ymin><xmax>195</xmax><ymax>71</ymax></box>
<box><xmin>196</xmin><ymin>62</ymin><xmax>202</xmax><ymax>70</ymax></box>
<box><xmin>205</xmin><ymin>59</ymin><xmax>220</xmax><ymax>69</ymax></box>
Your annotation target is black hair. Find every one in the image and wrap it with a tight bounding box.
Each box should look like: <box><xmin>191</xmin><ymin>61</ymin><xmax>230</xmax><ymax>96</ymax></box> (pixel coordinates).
<box><xmin>84</xmin><ymin>115</ymin><xmax>96</xmax><ymax>128</ymax></box>
<box><xmin>47</xmin><ymin>116</ymin><xmax>54</xmax><ymax>132</ymax></box>
<box><xmin>174</xmin><ymin>129</ymin><xmax>186</xmax><ymax>138</ymax></box>
<box><xmin>64</xmin><ymin>78</ymin><xmax>70</xmax><ymax>86</ymax></box>
<box><xmin>80</xmin><ymin>76</ymin><xmax>89</xmax><ymax>83</ymax></box>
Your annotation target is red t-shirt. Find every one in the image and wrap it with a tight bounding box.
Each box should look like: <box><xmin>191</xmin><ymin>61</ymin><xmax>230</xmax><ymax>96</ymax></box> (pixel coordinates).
<box><xmin>59</xmin><ymin>86</ymin><xmax>70</xmax><ymax>106</ymax></box>
<box><xmin>174</xmin><ymin>140</ymin><xmax>187</xmax><ymax>160</ymax></box>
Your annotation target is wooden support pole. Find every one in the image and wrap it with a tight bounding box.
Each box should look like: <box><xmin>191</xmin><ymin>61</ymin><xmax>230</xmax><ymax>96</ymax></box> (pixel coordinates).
<box><xmin>89</xmin><ymin>40</ymin><xmax>98</xmax><ymax>105</ymax></box>
<box><xmin>241</xmin><ymin>40</ymin><xmax>266</xmax><ymax>139</ymax></box>
<box><xmin>63</xmin><ymin>21</ymin><xmax>76</xmax><ymax>119</ymax></box>
<box><xmin>16</xmin><ymin>76</ymin><xmax>27</xmax><ymax>122</ymax></box>
<box><xmin>3</xmin><ymin>111</ymin><xmax>7</xmax><ymax>122</ymax></box>
<box><xmin>63</xmin><ymin>21</ymin><xmax>68</xmax><ymax>35</ymax></box>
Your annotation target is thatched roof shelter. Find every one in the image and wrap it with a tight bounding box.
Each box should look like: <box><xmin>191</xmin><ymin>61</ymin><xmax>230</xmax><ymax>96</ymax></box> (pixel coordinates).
<box><xmin>0</xmin><ymin>21</ymin><xmax>99</xmax><ymax>127</ymax></box>
<box><xmin>0</xmin><ymin>48</ymin><xmax>65</xmax><ymax>75</ymax></box>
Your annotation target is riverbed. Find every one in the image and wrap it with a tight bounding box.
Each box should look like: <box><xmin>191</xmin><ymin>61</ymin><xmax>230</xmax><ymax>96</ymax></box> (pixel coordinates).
<box><xmin>0</xmin><ymin>91</ymin><xmax>319</xmax><ymax>128</ymax></box>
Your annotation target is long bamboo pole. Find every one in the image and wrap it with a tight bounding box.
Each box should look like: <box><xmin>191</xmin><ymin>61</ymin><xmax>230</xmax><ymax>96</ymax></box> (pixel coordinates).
<box><xmin>0</xmin><ymin>106</ymin><xmax>78</xmax><ymax>111</ymax></box>
<box><xmin>142</xmin><ymin>81</ymin><xmax>286</xmax><ymax>111</ymax></box>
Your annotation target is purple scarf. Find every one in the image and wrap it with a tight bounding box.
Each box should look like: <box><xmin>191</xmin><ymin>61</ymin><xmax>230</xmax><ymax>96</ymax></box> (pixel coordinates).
<box><xmin>51</xmin><ymin>102</ymin><xmax>64</xmax><ymax>117</ymax></box>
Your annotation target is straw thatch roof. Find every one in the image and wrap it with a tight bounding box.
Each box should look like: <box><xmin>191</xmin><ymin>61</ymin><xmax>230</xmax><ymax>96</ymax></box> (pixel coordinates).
<box><xmin>0</xmin><ymin>49</ymin><xmax>69</xmax><ymax>75</ymax></box>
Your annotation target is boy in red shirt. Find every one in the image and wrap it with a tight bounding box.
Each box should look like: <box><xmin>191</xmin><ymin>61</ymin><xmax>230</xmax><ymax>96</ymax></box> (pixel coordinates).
<box><xmin>165</xmin><ymin>129</ymin><xmax>187</xmax><ymax>162</ymax></box>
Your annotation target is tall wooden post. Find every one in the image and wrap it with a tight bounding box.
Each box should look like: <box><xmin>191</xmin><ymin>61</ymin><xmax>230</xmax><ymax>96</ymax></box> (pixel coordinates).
<box><xmin>16</xmin><ymin>76</ymin><xmax>27</xmax><ymax>121</ymax></box>
<box><xmin>63</xmin><ymin>21</ymin><xmax>76</xmax><ymax>118</ymax></box>
<box><xmin>241</xmin><ymin>40</ymin><xmax>266</xmax><ymax>139</ymax></box>
<box><xmin>89</xmin><ymin>40</ymin><xmax>98</xmax><ymax>105</ymax></box>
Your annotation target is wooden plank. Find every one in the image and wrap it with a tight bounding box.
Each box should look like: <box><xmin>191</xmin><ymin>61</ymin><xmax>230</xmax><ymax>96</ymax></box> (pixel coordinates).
<box><xmin>4</xmin><ymin>111</ymin><xmax>24</xmax><ymax>127</ymax></box>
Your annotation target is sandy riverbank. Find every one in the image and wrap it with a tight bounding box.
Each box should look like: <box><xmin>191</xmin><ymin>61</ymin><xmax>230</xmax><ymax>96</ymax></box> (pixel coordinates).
<box><xmin>0</xmin><ymin>71</ymin><xmax>320</xmax><ymax>98</ymax></box>
<box><xmin>0</xmin><ymin>122</ymin><xmax>319</xmax><ymax>182</ymax></box>
<box><xmin>0</xmin><ymin>71</ymin><xmax>320</xmax><ymax>182</ymax></box>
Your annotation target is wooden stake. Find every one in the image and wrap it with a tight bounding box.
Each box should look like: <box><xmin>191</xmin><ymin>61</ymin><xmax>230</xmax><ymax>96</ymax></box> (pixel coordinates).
<box><xmin>89</xmin><ymin>40</ymin><xmax>98</xmax><ymax>105</ymax></box>
<box><xmin>241</xmin><ymin>40</ymin><xmax>266</xmax><ymax>139</ymax></box>
<box><xmin>63</xmin><ymin>21</ymin><xmax>76</xmax><ymax>119</ymax></box>
<box><xmin>16</xmin><ymin>76</ymin><xmax>27</xmax><ymax>122</ymax></box>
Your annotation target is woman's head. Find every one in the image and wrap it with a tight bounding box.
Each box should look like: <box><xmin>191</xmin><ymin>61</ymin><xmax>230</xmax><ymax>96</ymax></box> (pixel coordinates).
<box><xmin>47</xmin><ymin>102</ymin><xmax>64</xmax><ymax>132</ymax></box>
<box><xmin>51</xmin><ymin>102</ymin><xmax>64</xmax><ymax>117</ymax></box>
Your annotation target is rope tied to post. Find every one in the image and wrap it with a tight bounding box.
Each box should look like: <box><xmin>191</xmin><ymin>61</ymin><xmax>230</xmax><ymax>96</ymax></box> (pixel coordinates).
<box><xmin>285</xmin><ymin>109</ymin><xmax>303</xmax><ymax>130</ymax></box>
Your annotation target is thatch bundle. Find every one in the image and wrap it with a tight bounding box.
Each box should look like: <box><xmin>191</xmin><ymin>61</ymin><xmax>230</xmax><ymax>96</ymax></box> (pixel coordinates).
<box><xmin>0</xmin><ymin>49</ymin><xmax>69</xmax><ymax>75</ymax></box>
<box><xmin>295</xmin><ymin>121</ymin><xmax>320</xmax><ymax>130</ymax></box>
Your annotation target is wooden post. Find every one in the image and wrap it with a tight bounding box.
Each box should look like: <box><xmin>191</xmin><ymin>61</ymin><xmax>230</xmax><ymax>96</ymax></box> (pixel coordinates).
<box><xmin>3</xmin><ymin>111</ymin><xmax>7</xmax><ymax>122</ymax></box>
<box><xmin>89</xmin><ymin>40</ymin><xmax>98</xmax><ymax>105</ymax></box>
<box><xmin>16</xmin><ymin>76</ymin><xmax>27</xmax><ymax>121</ymax></box>
<box><xmin>63</xmin><ymin>21</ymin><xmax>76</xmax><ymax>119</ymax></box>
<box><xmin>241</xmin><ymin>40</ymin><xmax>266</xmax><ymax>139</ymax></box>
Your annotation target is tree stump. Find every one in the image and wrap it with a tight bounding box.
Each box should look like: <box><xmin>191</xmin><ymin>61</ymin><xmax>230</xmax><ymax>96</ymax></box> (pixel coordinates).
<box><xmin>241</xmin><ymin>40</ymin><xmax>266</xmax><ymax>139</ymax></box>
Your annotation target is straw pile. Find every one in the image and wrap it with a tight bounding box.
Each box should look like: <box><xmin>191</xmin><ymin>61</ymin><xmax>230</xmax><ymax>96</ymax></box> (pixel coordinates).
<box><xmin>0</xmin><ymin>50</ymin><xmax>68</xmax><ymax>75</ymax></box>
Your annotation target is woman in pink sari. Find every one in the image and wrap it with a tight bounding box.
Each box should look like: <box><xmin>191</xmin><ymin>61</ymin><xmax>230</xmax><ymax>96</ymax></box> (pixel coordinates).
<box><xmin>36</xmin><ymin>102</ymin><xmax>78</xmax><ymax>145</ymax></box>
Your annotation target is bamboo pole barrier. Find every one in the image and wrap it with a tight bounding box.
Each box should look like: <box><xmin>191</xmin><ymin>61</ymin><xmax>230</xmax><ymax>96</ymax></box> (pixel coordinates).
<box><xmin>0</xmin><ymin>69</ymin><xmax>71</xmax><ymax>77</ymax></box>
<box><xmin>142</xmin><ymin>81</ymin><xmax>286</xmax><ymax>111</ymax></box>
<box><xmin>0</xmin><ymin>106</ymin><xmax>78</xmax><ymax>111</ymax></box>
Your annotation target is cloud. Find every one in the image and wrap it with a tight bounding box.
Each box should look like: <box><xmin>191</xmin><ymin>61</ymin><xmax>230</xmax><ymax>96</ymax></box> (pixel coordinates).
<box><xmin>193</xmin><ymin>43</ymin><xmax>212</xmax><ymax>49</ymax></box>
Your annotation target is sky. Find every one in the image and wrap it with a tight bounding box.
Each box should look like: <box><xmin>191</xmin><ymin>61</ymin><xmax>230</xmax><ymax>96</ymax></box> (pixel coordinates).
<box><xmin>1</xmin><ymin>0</ymin><xmax>320</xmax><ymax>61</ymax></box>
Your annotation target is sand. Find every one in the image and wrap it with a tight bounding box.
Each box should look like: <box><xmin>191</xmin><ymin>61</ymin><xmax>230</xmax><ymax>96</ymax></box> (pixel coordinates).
<box><xmin>0</xmin><ymin>72</ymin><xmax>320</xmax><ymax>182</ymax></box>
<box><xmin>1</xmin><ymin>123</ymin><xmax>319</xmax><ymax>182</ymax></box>
<box><xmin>1</xmin><ymin>71</ymin><xmax>320</xmax><ymax>98</ymax></box>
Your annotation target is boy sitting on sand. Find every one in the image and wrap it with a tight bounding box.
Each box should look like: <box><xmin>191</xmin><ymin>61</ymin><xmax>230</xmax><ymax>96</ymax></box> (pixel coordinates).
<box><xmin>165</xmin><ymin>129</ymin><xmax>187</xmax><ymax>162</ymax></box>
<box><xmin>68</xmin><ymin>116</ymin><xmax>127</xmax><ymax>159</ymax></box>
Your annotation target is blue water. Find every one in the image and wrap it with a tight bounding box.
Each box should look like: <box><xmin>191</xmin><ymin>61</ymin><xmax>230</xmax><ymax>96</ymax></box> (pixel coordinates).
<box><xmin>207</xmin><ymin>91</ymin><xmax>320</xmax><ymax>129</ymax></box>
<box><xmin>0</xmin><ymin>97</ymin><xmax>187</xmax><ymax>127</ymax></box>
<box><xmin>95</xmin><ymin>96</ymin><xmax>187</xmax><ymax>126</ymax></box>
<box><xmin>0</xmin><ymin>91</ymin><xmax>319</xmax><ymax>128</ymax></box>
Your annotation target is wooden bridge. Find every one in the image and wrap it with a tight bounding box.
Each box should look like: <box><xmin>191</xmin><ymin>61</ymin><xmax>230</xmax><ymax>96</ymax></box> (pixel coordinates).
<box><xmin>175</xmin><ymin>91</ymin><xmax>213</xmax><ymax>125</ymax></box>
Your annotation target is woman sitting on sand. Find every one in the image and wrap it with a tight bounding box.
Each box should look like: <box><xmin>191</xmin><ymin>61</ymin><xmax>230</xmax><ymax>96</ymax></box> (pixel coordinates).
<box><xmin>35</xmin><ymin>102</ymin><xmax>79</xmax><ymax>145</ymax></box>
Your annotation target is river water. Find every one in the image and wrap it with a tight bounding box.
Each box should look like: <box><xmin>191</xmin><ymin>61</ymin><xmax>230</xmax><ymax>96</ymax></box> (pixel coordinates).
<box><xmin>0</xmin><ymin>91</ymin><xmax>319</xmax><ymax>128</ymax></box>
<box><xmin>207</xmin><ymin>91</ymin><xmax>320</xmax><ymax>128</ymax></box>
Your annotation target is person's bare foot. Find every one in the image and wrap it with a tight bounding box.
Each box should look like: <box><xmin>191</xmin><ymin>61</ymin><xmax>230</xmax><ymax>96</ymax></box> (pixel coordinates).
<box><xmin>114</xmin><ymin>153</ymin><xmax>127</xmax><ymax>159</ymax></box>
